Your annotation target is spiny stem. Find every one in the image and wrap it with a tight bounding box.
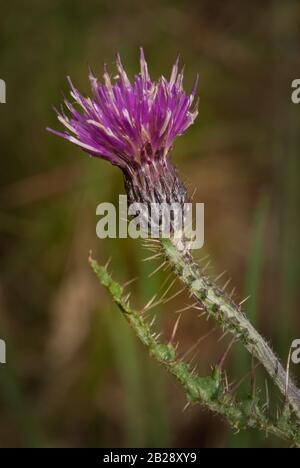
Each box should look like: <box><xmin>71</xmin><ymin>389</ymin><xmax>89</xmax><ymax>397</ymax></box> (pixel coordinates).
<box><xmin>160</xmin><ymin>238</ymin><xmax>300</xmax><ymax>419</ymax></box>
<box><xmin>89</xmin><ymin>254</ymin><xmax>300</xmax><ymax>445</ymax></box>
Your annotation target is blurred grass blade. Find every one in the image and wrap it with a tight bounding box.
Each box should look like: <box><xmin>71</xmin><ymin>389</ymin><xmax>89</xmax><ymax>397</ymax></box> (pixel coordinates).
<box><xmin>235</xmin><ymin>194</ymin><xmax>269</xmax><ymax>374</ymax></box>
<box><xmin>230</xmin><ymin>194</ymin><xmax>269</xmax><ymax>447</ymax></box>
<box><xmin>137</xmin><ymin>248</ymin><xmax>170</xmax><ymax>448</ymax></box>
<box><xmin>278</xmin><ymin>144</ymin><xmax>300</xmax><ymax>352</ymax></box>
<box><xmin>102</xmin><ymin>307</ymin><xmax>147</xmax><ymax>447</ymax></box>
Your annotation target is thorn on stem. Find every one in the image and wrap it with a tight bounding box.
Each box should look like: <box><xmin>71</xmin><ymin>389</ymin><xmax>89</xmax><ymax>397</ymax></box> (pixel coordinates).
<box><xmin>264</xmin><ymin>379</ymin><xmax>270</xmax><ymax>412</ymax></box>
<box><xmin>251</xmin><ymin>355</ymin><xmax>257</xmax><ymax>413</ymax></box>
<box><xmin>142</xmin><ymin>252</ymin><xmax>162</xmax><ymax>262</ymax></box>
<box><xmin>160</xmin><ymin>277</ymin><xmax>177</xmax><ymax>301</ymax></box>
<box><xmin>159</xmin><ymin>272</ymin><xmax>174</xmax><ymax>292</ymax></box>
<box><xmin>284</xmin><ymin>346</ymin><xmax>293</xmax><ymax>406</ymax></box>
<box><xmin>197</xmin><ymin>310</ymin><xmax>206</xmax><ymax>319</ymax></box>
<box><xmin>175</xmin><ymin>302</ymin><xmax>198</xmax><ymax>314</ymax></box>
<box><xmin>215</xmin><ymin>270</ymin><xmax>227</xmax><ymax>282</ymax></box>
<box><xmin>202</xmin><ymin>260</ymin><xmax>211</xmax><ymax>273</ymax></box>
<box><xmin>239</xmin><ymin>295</ymin><xmax>251</xmax><ymax>307</ymax></box>
<box><xmin>169</xmin><ymin>314</ymin><xmax>182</xmax><ymax>344</ymax></box>
<box><xmin>149</xmin><ymin>261</ymin><xmax>167</xmax><ymax>277</ymax></box>
<box><xmin>123</xmin><ymin>277</ymin><xmax>138</xmax><ymax>288</ymax></box>
<box><xmin>222</xmin><ymin>278</ymin><xmax>231</xmax><ymax>291</ymax></box>
<box><xmin>217</xmin><ymin>331</ymin><xmax>229</xmax><ymax>343</ymax></box>
<box><xmin>181</xmin><ymin>327</ymin><xmax>216</xmax><ymax>361</ymax></box>
<box><xmin>218</xmin><ymin>338</ymin><xmax>235</xmax><ymax>368</ymax></box>
<box><xmin>224</xmin><ymin>370</ymin><xmax>229</xmax><ymax>393</ymax></box>
<box><xmin>142</xmin><ymin>294</ymin><xmax>158</xmax><ymax>313</ymax></box>
<box><xmin>182</xmin><ymin>401</ymin><xmax>191</xmax><ymax>412</ymax></box>
<box><xmin>231</xmin><ymin>362</ymin><xmax>261</xmax><ymax>394</ymax></box>
<box><xmin>161</xmin><ymin>286</ymin><xmax>186</xmax><ymax>305</ymax></box>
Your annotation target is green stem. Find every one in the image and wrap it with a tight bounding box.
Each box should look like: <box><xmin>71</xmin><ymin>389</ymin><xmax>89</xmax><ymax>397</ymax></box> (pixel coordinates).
<box><xmin>89</xmin><ymin>254</ymin><xmax>300</xmax><ymax>445</ymax></box>
<box><xmin>160</xmin><ymin>237</ymin><xmax>300</xmax><ymax>419</ymax></box>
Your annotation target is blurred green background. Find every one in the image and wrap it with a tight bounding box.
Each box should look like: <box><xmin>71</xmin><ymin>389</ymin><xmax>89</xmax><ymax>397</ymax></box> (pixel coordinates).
<box><xmin>0</xmin><ymin>0</ymin><xmax>300</xmax><ymax>448</ymax></box>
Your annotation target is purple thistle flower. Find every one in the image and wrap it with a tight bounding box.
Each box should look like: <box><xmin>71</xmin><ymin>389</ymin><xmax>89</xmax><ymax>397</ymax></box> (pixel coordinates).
<box><xmin>48</xmin><ymin>49</ymin><xmax>198</xmax><ymax>207</ymax></box>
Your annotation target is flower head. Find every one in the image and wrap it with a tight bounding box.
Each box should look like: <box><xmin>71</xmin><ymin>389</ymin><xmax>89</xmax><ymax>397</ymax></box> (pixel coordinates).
<box><xmin>48</xmin><ymin>49</ymin><xmax>198</xmax><ymax>173</ymax></box>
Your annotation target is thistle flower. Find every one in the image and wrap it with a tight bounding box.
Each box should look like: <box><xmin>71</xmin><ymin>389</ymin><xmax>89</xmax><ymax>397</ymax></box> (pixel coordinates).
<box><xmin>49</xmin><ymin>49</ymin><xmax>300</xmax><ymax>436</ymax></box>
<box><xmin>48</xmin><ymin>49</ymin><xmax>198</xmax><ymax>207</ymax></box>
